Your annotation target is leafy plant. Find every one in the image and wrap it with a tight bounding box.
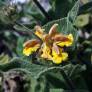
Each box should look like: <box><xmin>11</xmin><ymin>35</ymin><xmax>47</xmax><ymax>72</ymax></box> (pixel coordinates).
<box><xmin>0</xmin><ymin>0</ymin><xmax>92</xmax><ymax>92</ymax></box>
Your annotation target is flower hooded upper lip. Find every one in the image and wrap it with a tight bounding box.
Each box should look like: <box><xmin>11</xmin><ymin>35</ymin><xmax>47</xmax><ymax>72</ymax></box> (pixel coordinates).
<box><xmin>23</xmin><ymin>23</ymin><xmax>74</xmax><ymax>64</ymax></box>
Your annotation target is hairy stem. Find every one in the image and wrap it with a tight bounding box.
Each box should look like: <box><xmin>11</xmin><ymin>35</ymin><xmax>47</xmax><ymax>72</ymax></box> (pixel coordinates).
<box><xmin>33</xmin><ymin>0</ymin><xmax>52</xmax><ymax>21</ymax></box>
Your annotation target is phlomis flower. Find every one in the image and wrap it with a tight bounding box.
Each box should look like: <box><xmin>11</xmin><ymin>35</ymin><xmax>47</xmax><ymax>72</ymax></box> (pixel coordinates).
<box><xmin>23</xmin><ymin>24</ymin><xmax>73</xmax><ymax>64</ymax></box>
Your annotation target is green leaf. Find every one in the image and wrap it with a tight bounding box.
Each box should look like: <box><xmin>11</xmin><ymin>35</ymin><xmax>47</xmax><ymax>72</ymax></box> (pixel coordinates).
<box><xmin>0</xmin><ymin>58</ymin><xmax>88</xmax><ymax>91</ymax></box>
<box><xmin>49</xmin><ymin>0</ymin><xmax>78</xmax><ymax>19</ymax></box>
<box><xmin>0</xmin><ymin>53</ymin><xmax>11</xmax><ymax>65</ymax></box>
<box><xmin>37</xmin><ymin>64</ymin><xmax>71</xmax><ymax>87</ymax></box>
<box><xmin>0</xmin><ymin>58</ymin><xmax>48</xmax><ymax>78</ymax></box>
<box><xmin>67</xmin><ymin>0</ymin><xmax>80</xmax><ymax>23</ymax></box>
<box><xmin>36</xmin><ymin>64</ymin><xmax>88</xmax><ymax>90</ymax></box>
<box><xmin>68</xmin><ymin>64</ymin><xmax>86</xmax><ymax>78</ymax></box>
<box><xmin>16</xmin><ymin>37</ymin><xmax>25</xmax><ymax>56</ymax></box>
<box><xmin>72</xmin><ymin>75</ymin><xmax>89</xmax><ymax>90</ymax></box>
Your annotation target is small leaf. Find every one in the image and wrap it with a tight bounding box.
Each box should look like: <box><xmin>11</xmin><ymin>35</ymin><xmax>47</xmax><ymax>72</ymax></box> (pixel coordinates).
<box><xmin>0</xmin><ymin>53</ymin><xmax>11</xmax><ymax>65</ymax></box>
<box><xmin>16</xmin><ymin>37</ymin><xmax>25</xmax><ymax>56</ymax></box>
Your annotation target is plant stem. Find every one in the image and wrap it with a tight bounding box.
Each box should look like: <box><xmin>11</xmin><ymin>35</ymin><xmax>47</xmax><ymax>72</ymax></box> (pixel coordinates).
<box><xmin>33</xmin><ymin>0</ymin><xmax>52</xmax><ymax>21</ymax></box>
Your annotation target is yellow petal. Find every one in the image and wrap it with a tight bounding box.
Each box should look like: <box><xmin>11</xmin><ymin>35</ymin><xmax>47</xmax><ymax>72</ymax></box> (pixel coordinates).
<box><xmin>23</xmin><ymin>44</ymin><xmax>40</xmax><ymax>56</ymax></box>
<box><xmin>23</xmin><ymin>47</ymin><xmax>32</xmax><ymax>56</ymax></box>
<box><xmin>67</xmin><ymin>34</ymin><xmax>73</xmax><ymax>44</ymax></box>
<box><xmin>52</xmin><ymin>48</ymin><xmax>68</xmax><ymax>64</ymax></box>
<box><xmin>52</xmin><ymin>55</ymin><xmax>63</xmax><ymax>64</ymax></box>
<box><xmin>62</xmin><ymin>52</ymin><xmax>68</xmax><ymax>61</ymax></box>
<box><xmin>34</xmin><ymin>25</ymin><xmax>44</xmax><ymax>39</ymax></box>
<box><xmin>41</xmin><ymin>43</ymin><xmax>52</xmax><ymax>60</ymax></box>
<box><xmin>52</xmin><ymin>50</ymin><xmax>63</xmax><ymax>64</ymax></box>
<box><xmin>56</xmin><ymin>34</ymin><xmax>73</xmax><ymax>47</ymax></box>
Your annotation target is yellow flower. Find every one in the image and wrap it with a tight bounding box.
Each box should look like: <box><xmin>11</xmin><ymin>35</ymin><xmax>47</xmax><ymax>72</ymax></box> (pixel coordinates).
<box><xmin>23</xmin><ymin>23</ymin><xmax>74</xmax><ymax>64</ymax></box>
<box><xmin>23</xmin><ymin>39</ymin><xmax>40</xmax><ymax>56</ymax></box>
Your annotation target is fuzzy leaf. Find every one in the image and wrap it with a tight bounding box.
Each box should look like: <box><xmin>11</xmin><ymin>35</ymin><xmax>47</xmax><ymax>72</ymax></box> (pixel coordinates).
<box><xmin>0</xmin><ymin>58</ymin><xmax>48</xmax><ymax>78</ymax></box>
<box><xmin>0</xmin><ymin>53</ymin><xmax>10</xmax><ymax>65</ymax></box>
<box><xmin>67</xmin><ymin>0</ymin><xmax>80</xmax><ymax>23</ymax></box>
